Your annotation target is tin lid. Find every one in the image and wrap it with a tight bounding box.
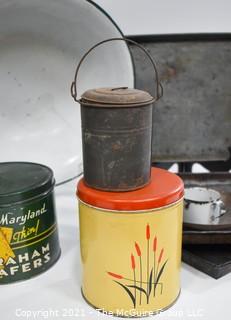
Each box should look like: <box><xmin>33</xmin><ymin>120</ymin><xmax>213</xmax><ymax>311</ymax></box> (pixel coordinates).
<box><xmin>80</xmin><ymin>87</ymin><xmax>154</xmax><ymax>107</ymax></box>
<box><xmin>77</xmin><ymin>168</ymin><xmax>184</xmax><ymax>211</ymax></box>
<box><xmin>0</xmin><ymin>162</ymin><xmax>55</xmax><ymax>206</ymax></box>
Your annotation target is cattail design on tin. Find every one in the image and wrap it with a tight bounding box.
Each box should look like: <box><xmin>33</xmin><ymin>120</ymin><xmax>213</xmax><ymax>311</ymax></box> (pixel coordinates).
<box><xmin>153</xmin><ymin>236</ymin><xmax>157</xmax><ymax>297</ymax></box>
<box><xmin>135</xmin><ymin>242</ymin><xmax>142</xmax><ymax>305</ymax></box>
<box><xmin>107</xmin><ymin>224</ymin><xmax>168</xmax><ymax>308</ymax></box>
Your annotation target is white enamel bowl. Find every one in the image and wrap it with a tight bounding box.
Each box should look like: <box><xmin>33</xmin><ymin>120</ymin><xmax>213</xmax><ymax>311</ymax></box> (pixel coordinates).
<box><xmin>0</xmin><ymin>0</ymin><xmax>134</xmax><ymax>184</ymax></box>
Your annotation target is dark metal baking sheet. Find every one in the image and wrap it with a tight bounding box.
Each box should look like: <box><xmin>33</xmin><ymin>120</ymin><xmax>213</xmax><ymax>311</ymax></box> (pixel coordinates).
<box><xmin>179</xmin><ymin>172</ymin><xmax>231</xmax><ymax>230</ymax></box>
<box><xmin>183</xmin><ymin>244</ymin><xmax>231</xmax><ymax>279</ymax></box>
<box><xmin>183</xmin><ymin>229</ymin><xmax>231</xmax><ymax>244</ymax></box>
<box><xmin>128</xmin><ymin>34</ymin><xmax>231</xmax><ymax>162</ymax></box>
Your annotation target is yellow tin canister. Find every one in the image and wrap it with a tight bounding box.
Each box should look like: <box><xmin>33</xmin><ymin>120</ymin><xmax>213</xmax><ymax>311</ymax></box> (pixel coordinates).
<box><xmin>77</xmin><ymin>168</ymin><xmax>184</xmax><ymax>317</ymax></box>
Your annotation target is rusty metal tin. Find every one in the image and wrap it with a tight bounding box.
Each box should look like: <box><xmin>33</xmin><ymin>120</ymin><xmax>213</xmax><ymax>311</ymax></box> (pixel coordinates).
<box><xmin>71</xmin><ymin>38</ymin><xmax>163</xmax><ymax>191</ymax></box>
<box><xmin>80</xmin><ymin>87</ymin><xmax>154</xmax><ymax>191</ymax></box>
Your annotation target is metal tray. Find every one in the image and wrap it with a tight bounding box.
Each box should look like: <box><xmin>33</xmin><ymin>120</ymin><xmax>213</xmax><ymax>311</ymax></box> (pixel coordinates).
<box><xmin>183</xmin><ymin>244</ymin><xmax>231</xmax><ymax>279</ymax></box>
<box><xmin>128</xmin><ymin>34</ymin><xmax>231</xmax><ymax>163</ymax></box>
<box><xmin>183</xmin><ymin>230</ymin><xmax>231</xmax><ymax>244</ymax></box>
<box><xmin>179</xmin><ymin>172</ymin><xmax>231</xmax><ymax>230</ymax></box>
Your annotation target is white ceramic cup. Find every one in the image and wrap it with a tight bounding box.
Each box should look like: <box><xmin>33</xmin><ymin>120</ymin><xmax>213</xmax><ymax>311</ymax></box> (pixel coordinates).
<box><xmin>184</xmin><ymin>187</ymin><xmax>226</xmax><ymax>225</ymax></box>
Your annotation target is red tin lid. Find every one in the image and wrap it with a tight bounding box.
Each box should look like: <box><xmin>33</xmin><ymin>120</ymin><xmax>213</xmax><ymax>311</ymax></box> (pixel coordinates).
<box><xmin>77</xmin><ymin>168</ymin><xmax>184</xmax><ymax>211</ymax></box>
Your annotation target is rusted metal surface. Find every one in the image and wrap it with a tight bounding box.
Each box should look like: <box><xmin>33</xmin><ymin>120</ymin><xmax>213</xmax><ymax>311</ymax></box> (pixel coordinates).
<box><xmin>129</xmin><ymin>34</ymin><xmax>231</xmax><ymax>163</ymax></box>
<box><xmin>71</xmin><ymin>37</ymin><xmax>163</xmax><ymax>191</ymax></box>
<box><xmin>80</xmin><ymin>87</ymin><xmax>154</xmax><ymax>107</ymax></box>
<box><xmin>179</xmin><ymin>172</ymin><xmax>231</xmax><ymax>230</ymax></box>
<box><xmin>81</xmin><ymin>103</ymin><xmax>153</xmax><ymax>191</ymax></box>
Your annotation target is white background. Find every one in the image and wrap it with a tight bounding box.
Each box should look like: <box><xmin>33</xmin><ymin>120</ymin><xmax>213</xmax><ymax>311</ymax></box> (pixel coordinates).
<box><xmin>96</xmin><ymin>0</ymin><xmax>231</xmax><ymax>35</ymax></box>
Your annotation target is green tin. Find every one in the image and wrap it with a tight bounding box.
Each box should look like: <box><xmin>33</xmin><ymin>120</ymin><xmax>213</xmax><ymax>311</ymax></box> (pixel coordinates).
<box><xmin>0</xmin><ymin>162</ymin><xmax>61</xmax><ymax>284</ymax></box>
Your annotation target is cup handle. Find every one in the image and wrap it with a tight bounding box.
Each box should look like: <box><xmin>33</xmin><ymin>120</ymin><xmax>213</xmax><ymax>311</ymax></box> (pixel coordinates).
<box><xmin>211</xmin><ymin>199</ymin><xmax>226</xmax><ymax>221</ymax></box>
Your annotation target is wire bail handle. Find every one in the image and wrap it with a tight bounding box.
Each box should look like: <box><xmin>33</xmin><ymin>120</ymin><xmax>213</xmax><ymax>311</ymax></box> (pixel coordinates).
<box><xmin>71</xmin><ymin>37</ymin><xmax>163</xmax><ymax>103</ymax></box>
